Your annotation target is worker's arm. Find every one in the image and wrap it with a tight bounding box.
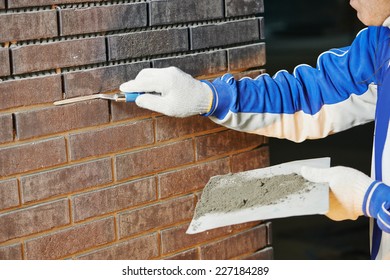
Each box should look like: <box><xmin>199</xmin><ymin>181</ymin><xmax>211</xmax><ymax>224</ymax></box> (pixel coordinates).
<box><xmin>207</xmin><ymin>26</ymin><xmax>382</xmax><ymax>142</ymax></box>
<box><xmin>301</xmin><ymin>166</ymin><xmax>390</xmax><ymax>233</ymax></box>
<box><xmin>120</xmin><ymin>27</ymin><xmax>382</xmax><ymax>142</ymax></box>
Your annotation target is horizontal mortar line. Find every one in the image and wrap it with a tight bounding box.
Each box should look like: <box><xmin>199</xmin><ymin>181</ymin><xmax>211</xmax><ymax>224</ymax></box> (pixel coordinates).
<box><xmin>5</xmin><ymin>14</ymin><xmax>261</xmax><ymax>47</ymax></box>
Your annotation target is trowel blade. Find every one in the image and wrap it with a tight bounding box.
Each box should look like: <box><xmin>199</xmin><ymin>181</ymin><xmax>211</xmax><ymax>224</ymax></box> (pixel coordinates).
<box><xmin>186</xmin><ymin>157</ymin><xmax>330</xmax><ymax>234</ymax></box>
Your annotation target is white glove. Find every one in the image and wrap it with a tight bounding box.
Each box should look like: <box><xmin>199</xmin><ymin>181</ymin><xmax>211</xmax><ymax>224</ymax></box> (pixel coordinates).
<box><xmin>301</xmin><ymin>166</ymin><xmax>374</xmax><ymax>221</ymax></box>
<box><xmin>119</xmin><ymin>67</ymin><xmax>213</xmax><ymax>117</ymax></box>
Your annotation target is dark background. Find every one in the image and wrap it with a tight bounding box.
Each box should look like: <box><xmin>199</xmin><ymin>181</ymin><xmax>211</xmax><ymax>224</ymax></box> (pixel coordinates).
<box><xmin>264</xmin><ymin>0</ymin><xmax>373</xmax><ymax>259</ymax></box>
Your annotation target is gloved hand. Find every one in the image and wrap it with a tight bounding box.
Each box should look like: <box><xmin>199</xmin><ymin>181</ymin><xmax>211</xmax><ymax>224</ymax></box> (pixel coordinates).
<box><xmin>301</xmin><ymin>165</ymin><xmax>390</xmax><ymax>233</ymax></box>
<box><xmin>119</xmin><ymin>67</ymin><xmax>213</xmax><ymax>117</ymax></box>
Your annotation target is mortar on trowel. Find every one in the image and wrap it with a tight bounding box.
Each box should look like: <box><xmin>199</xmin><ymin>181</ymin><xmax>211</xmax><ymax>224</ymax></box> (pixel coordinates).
<box><xmin>187</xmin><ymin>157</ymin><xmax>330</xmax><ymax>234</ymax></box>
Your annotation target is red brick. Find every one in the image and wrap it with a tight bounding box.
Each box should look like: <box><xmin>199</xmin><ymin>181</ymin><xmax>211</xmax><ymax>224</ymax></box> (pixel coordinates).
<box><xmin>225</xmin><ymin>0</ymin><xmax>264</xmax><ymax>17</ymax></box>
<box><xmin>228</xmin><ymin>43</ymin><xmax>266</xmax><ymax>71</ymax></box>
<box><xmin>107</xmin><ymin>28</ymin><xmax>188</xmax><ymax>61</ymax></box>
<box><xmin>0</xmin><ymin>244</ymin><xmax>23</xmax><ymax>260</ymax></box>
<box><xmin>116</xmin><ymin>140</ymin><xmax>195</xmax><ymax>181</ymax></box>
<box><xmin>119</xmin><ymin>195</ymin><xmax>195</xmax><ymax>238</ymax></box>
<box><xmin>231</xmin><ymin>147</ymin><xmax>270</xmax><ymax>173</ymax></box>
<box><xmin>200</xmin><ymin>225</ymin><xmax>268</xmax><ymax>259</ymax></box>
<box><xmin>21</xmin><ymin>158</ymin><xmax>113</xmax><ymax>203</ymax></box>
<box><xmin>0</xmin><ymin>10</ymin><xmax>57</xmax><ymax>43</ymax></box>
<box><xmin>156</xmin><ymin>115</ymin><xmax>219</xmax><ymax>142</ymax></box>
<box><xmin>0</xmin><ymin>47</ymin><xmax>10</xmax><ymax>77</ymax></box>
<box><xmin>60</xmin><ymin>3</ymin><xmax>147</xmax><ymax>36</ymax></box>
<box><xmin>0</xmin><ymin>199</ymin><xmax>70</xmax><ymax>243</ymax></box>
<box><xmin>69</xmin><ymin>120</ymin><xmax>154</xmax><ymax>161</ymax></box>
<box><xmin>150</xmin><ymin>0</ymin><xmax>223</xmax><ymax>25</ymax></box>
<box><xmin>164</xmin><ymin>248</ymin><xmax>199</xmax><ymax>260</ymax></box>
<box><xmin>196</xmin><ymin>130</ymin><xmax>264</xmax><ymax>160</ymax></box>
<box><xmin>8</xmin><ymin>0</ymin><xmax>104</xmax><ymax>8</ymax></box>
<box><xmin>15</xmin><ymin>99</ymin><xmax>109</xmax><ymax>140</ymax></box>
<box><xmin>158</xmin><ymin>158</ymin><xmax>230</xmax><ymax>199</ymax></box>
<box><xmin>0</xmin><ymin>114</ymin><xmax>13</xmax><ymax>144</ymax></box>
<box><xmin>77</xmin><ymin>233</ymin><xmax>158</xmax><ymax>260</ymax></box>
<box><xmin>241</xmin><ymin>247</ymin><xmax>273</xmax><ymax>260</ymax></box>
<box><xmin>111</xmin><ymin>102</ymin><xmax>155</xmax><ymax>122</ymax></box>
<box><xmin>63</xmin><ymin>62</ymin><xmax>149</xmax><ymax>98</ymax></box>
<box><xmin>152</xmin><ymin>51</ymin><xmax>227</xmax><ymax>77</ymax></box>
<box><xmin>0</xmin><ymin>137</ymin><xmax>67</xmax><ymax>177</ymax></box>
<box><xmin>0</xmin><ymin>179</ymin><xmax>19</xmax><ymax>210</ymax></box>
<box><xmin>0</xmin><ymin>75</ymin><xmax>62</xmax><ymax>110</ymax></box>
<box><xmin>73</xmin><ymin>177</ymin><xmax>156</xmax><ymax>222</ymax></box>
<box><xmin>190</xmin><ymin>19</ymin><xmax>261</xmax><ymax>50</ymax></box>
<box><xmin>11</xmin><ymin>37</ymin><xmax>106</xmax><ymax>75</ymax></box>
<box><xmin>25</xmin><ymin>217</ymin><xmax>115</xmax><ymax>260</ymax></box>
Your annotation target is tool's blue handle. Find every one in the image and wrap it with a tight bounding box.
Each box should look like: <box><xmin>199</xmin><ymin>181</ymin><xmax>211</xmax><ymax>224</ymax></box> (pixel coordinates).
<box><xmin>124</xmin><ymin>92</ymin><xmax>144</xmax><ymax>102</ymax></box>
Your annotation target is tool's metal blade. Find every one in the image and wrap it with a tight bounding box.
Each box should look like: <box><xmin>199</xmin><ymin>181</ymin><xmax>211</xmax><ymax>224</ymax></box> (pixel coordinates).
<box><xmin>53</xmin><ymin>94</ymin><xmax>104</xmax><ymax>105</ymax></box>
<box><xmin>53</xmin><ymin>94</ymin><xmax>124</xmax><ymax>105</ymax></box>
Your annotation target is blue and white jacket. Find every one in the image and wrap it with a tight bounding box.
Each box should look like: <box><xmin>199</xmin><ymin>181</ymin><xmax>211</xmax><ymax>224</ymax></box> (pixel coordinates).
<box><xmin>204</xmin><ymin>25</ymin><xmax>390</xmax><ymax>260</ymax></box>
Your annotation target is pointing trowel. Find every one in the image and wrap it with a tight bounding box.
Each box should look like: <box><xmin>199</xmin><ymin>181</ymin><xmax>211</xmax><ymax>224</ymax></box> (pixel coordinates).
<box><xmin>187</xmin><ymin>157</ymin><xmax>330</xmax><ymax>234</ymax></box>
<box><xmin>53</xmin><ymin>92</ymin><xmax>143</xmax><ymax>106</ymax></box>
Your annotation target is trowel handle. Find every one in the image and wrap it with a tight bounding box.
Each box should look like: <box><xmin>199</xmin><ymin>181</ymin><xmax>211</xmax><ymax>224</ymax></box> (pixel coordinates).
<box><xmin>123</xmin><ymin>92</ymin><xmax>144</xmax><ymax>102</ymax></box>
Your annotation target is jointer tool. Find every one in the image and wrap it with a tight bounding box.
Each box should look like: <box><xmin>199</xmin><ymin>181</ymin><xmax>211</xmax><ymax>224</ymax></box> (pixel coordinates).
<box><xmin>53</xmin><ymin>92</ymin><xmax>143</xmax><ymax>106</ymax></box>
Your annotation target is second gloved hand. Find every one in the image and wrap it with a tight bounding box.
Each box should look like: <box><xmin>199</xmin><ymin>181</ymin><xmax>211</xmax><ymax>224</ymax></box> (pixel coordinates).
<box><xmin>301</xmin><ymin>165</ymin><xmax>390</xmax><ymax>233</ymax></box>
<box><xmin>301</xmin><ymin>166</ymin><xmax>374</xmax><ymax>221</ymax></box>
<box><xmin>119</xmin><ymin>67</ymin><xmax>213</xmax><ymax>117</ymax></box>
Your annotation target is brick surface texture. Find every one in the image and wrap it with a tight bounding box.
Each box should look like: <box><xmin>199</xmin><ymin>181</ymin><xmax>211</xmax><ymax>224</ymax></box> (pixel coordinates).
<box><xmin>0</xmin><ymin>0</ymin><xmax>271</xmax><ymax>260</ymax></box>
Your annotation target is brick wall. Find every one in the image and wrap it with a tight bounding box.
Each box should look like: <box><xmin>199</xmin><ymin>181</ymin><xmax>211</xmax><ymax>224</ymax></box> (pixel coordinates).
<box><xmin>0</xmin><ymin>0</ymin><xmax>272</xmax><ymax>260</ymax></box>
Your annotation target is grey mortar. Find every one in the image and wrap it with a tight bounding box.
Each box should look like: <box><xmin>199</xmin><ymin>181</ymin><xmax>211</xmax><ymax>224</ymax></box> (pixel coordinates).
<box><xmin>194</xmin><ymin>173</ymin><xmax>313</xmax><ymax>219</ymax></box>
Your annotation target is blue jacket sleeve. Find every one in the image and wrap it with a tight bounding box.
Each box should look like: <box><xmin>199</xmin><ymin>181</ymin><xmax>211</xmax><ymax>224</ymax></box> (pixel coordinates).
<box><xmin>205</xmin><ymin>27</ymin><xmax>381</xmax><ymax>142</ymax></box>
